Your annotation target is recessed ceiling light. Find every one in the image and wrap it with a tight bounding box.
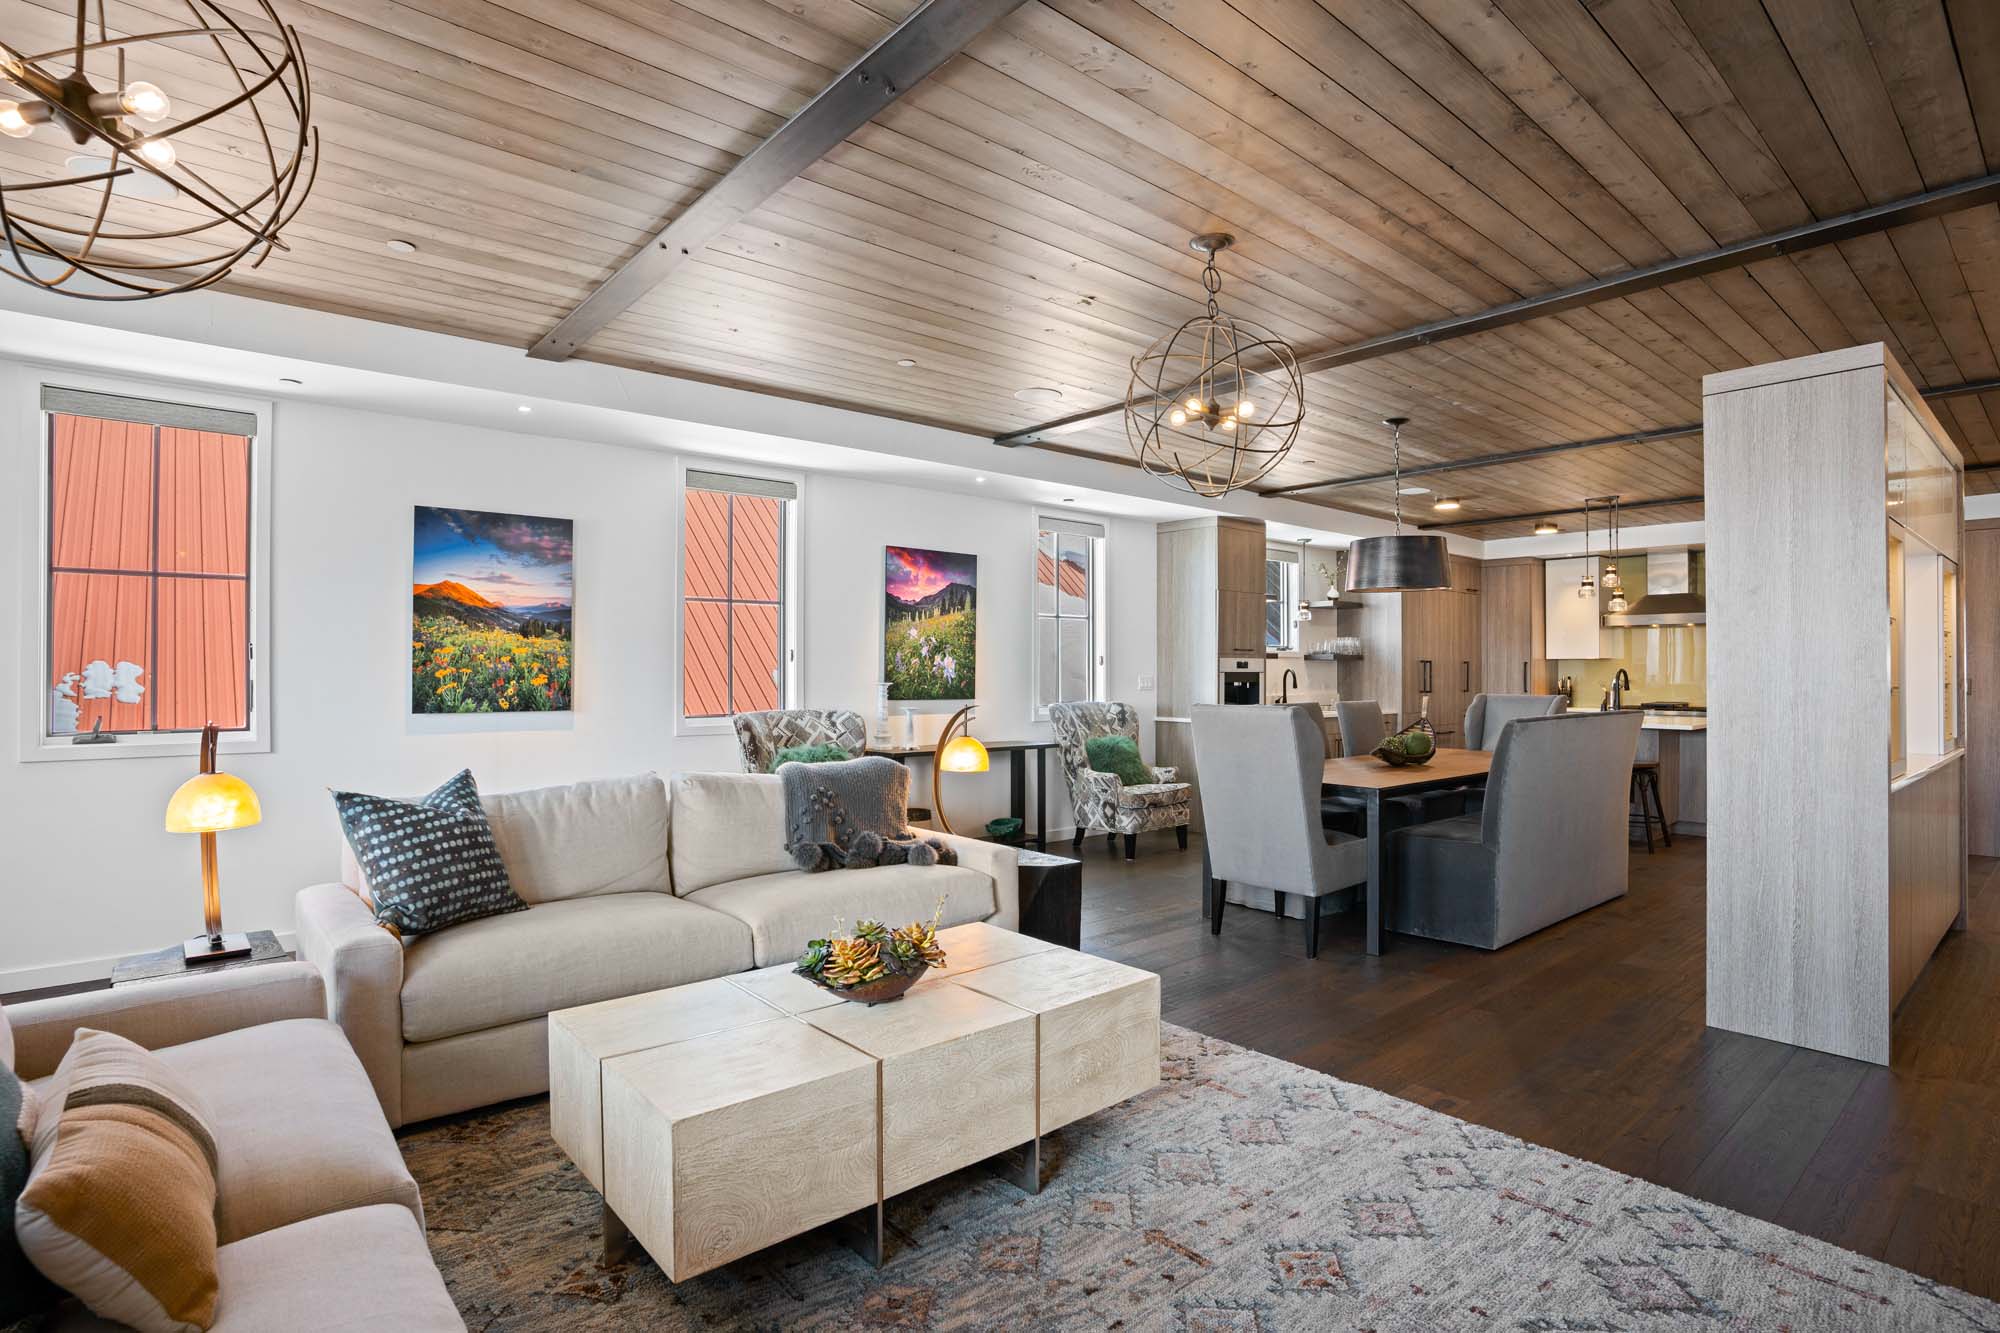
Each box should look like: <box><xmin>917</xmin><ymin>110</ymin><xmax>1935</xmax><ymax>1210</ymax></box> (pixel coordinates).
<box><xmin>1014</xmin><ymin>385</ymin><xmax>1064</xmax><ymax>404</ymax></box>
<box><xmin>1060</xmin><ymin>497</ymin><xmax>1076</xmax><ymax>504</ymax></box>
<box><xmin>974</xmin><ymin>475</ymin><xmax>987</xmax><ymax>484</ymax></box>
<box><xmin>1432</xmin><ymin>496</ymin><xmax>1462</xmax><ymax>512</ymax></box>
<box><xmin>1534</xmin><ymin>520</ymin><xmax>1559</xmax><ymax>535</ymax></box>
<box><xmin>385</xmin><ymin>238</ymin><xmax>418</xmax><ymax>254</ymax></box>
<box><xmin>1397</xmin><ymin>484</ymin><xmax>1430</xmax><ymax>495</ymax></box>
<box><xmin>895</xmin><ymin>358</ymin><xmax>917</xmax><ymax>368</ymax></box>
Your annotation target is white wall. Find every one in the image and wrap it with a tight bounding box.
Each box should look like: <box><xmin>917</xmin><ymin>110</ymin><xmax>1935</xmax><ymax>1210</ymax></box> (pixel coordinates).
<box><xmin>1</xmin><ymin>391</ymin><xmax>1156</xmax><ymax>987</ymax></box>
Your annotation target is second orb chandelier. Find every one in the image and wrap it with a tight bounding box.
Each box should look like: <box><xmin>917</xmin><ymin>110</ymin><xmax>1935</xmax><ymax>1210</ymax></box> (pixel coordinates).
<box><xmin>1125</xmin><ymin>233</ymin><xmax>1305</xmax><ymax>498</ymax></box>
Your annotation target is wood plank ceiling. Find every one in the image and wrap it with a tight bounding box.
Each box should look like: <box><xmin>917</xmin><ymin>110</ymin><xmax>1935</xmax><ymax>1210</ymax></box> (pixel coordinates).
<box><xmin>8</xmin><ymin>0</ymin><xmax>2000</xmax><ymax>537</ymax></box>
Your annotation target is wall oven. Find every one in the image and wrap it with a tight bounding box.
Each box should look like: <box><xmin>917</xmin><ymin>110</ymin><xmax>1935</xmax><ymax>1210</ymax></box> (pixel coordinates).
<box><xmin>1219</xmin><ymin>658</ymin><xmax>1262</xmax><ymax>705</ymax></box>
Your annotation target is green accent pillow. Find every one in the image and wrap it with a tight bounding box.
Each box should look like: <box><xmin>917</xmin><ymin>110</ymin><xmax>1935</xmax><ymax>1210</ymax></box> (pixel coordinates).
<box><xmin>770</xmin><ymin>742</ymin><xmax>852</xmax><ymax>772</ymax></box>
<box><xmin>1086</xmin><ymin>734</ymin><xmax>1151</xmax><ymax>788</ymax></box>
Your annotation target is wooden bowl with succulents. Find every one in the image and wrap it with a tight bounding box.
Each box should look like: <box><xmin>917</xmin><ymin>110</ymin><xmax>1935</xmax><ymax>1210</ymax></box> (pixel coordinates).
<box><xmin>795</xmin><ymin>910</ymin><xmax>947</xmax><ymax>1006</ymax></box>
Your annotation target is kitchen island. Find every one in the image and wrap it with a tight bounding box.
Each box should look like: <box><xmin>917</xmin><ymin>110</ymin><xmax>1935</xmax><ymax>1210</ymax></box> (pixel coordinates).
<box><xmin>1637</xmin><ymin>714</ymin><xmax>1707</xmax><ymax>837</ymax></box>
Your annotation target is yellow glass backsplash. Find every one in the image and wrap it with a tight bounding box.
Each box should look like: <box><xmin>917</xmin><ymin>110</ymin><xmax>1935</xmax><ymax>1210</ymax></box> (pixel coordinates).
<box><xmin>1555</xmin><ymin>623</ymin><xmax>1707</xmax><ymax>708</ymax></box>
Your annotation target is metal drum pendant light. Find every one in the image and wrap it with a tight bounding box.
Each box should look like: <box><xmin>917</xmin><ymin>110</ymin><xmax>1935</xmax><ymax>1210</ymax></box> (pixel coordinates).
<box><xmin>0</xmin><ymin>1</ymin><xmax>317</xmax><ymax>300</ymax></box>
<box><xmin>1125</xmin><ymin>233</ymin><xmax>1304</xmax><ymax>497</ymax></box>
<box><xmin>1344</xmin><ymin>416</ymin><xmax>1451</xmax><ymax>593</ymax></box>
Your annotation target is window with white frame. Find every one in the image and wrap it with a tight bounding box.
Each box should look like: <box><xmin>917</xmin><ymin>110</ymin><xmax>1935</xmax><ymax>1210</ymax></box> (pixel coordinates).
<box><xmin>1035</xmin><ymin>514</ymin><xmax>1104</xmax><ymax>716</ymax></box>
<box><xmin>1266</xmin><ymin>546</ymin><xmax>1301</xmax><ymax>652</ymax></box>
<box><xmin>28</xmin><ymin>380</ymin><xmax>270</xmax><ymax>758</ymax></box>
<box><xmin>679</xmin><ymin>468</ymin><xmax>799</xmax><ymax>723</ymax></box>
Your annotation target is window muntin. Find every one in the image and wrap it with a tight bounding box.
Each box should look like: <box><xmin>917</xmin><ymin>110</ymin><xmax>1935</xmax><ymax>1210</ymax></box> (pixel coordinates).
<box><xmin>1036</xmin><ymin>527</ymin><xmax>1097</xmax><ymax>715</ymax></box>
<box><xmin>46</xmin><ymin>406</ymin><xmax>252</xmax><ymax>739</ymax></box>
<box><xmin>681</xmin><ymin>484</ymin><xmax>787</xmax><ymax>720</ymax></box>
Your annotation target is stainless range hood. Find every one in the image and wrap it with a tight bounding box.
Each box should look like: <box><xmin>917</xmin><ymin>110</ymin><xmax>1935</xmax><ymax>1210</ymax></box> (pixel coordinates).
<box><xmin>1602</xmin><ymin>549</ymin><xmax>1705</xmax><ymax>627</ymax></box>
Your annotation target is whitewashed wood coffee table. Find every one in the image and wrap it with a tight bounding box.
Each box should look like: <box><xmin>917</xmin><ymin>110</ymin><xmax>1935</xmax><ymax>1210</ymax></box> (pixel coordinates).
<box><xmin>548</xmin><ymin>922</ymin><xmax>1160</xmax><ymax>1281</ymax></box>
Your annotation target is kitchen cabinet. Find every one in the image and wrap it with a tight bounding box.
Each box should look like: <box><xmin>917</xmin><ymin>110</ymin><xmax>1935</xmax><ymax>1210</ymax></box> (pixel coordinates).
<box><xmin>1342</xmin><ymin>568</ymin><xmax>1481</xmax><ymax>746</ymax></box>
<box><xmin>1482</xmin><ymin>560</ymin><xmax>1549</xmax><ymax>695</ymax></box>
<box><xmin>1544</xmin><ymin>557</ymin><xmax>1605</xmax><ymax>659</ymax></box>
<box><xmin>1157</xmin><ymin>516</ymin><xmax>1267</xmax><ymax>716</ymax></box>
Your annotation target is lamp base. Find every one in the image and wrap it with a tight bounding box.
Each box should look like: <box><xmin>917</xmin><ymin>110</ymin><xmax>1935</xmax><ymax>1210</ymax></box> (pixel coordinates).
<box><xmin>183</xmin><ymin>933</ymin><xmax>253</xmax><ymax>965</ymax></box>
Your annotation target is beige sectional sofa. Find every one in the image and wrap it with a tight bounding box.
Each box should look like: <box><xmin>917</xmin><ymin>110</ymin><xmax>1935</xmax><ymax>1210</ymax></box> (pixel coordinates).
<box><xmin>298</xmin><ymin>770</ymin><xmax>1019</xmax><ymax>1127</ymax></box>
<box><xmin>4</xmin><ymin>963</ymin><xmax>461</xmax><ymax>1331</ymax></box>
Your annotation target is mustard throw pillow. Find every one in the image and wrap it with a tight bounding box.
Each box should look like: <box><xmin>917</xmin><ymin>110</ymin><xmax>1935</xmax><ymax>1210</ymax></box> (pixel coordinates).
<box><xmin>16</xmin><ymin>1029</ymin><xmax>221</xmax><ymax>1333</ymax></box>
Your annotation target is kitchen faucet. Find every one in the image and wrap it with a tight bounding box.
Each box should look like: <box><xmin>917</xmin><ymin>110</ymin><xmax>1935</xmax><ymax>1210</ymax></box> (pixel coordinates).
<box><xmin>1608</xmin><ymin>668</ymin><xmax>1631</xmax><ymax>711</ymax></box>
<box><xmin>1278</xmin><ymin>667</ymin><xmax>1298</xmax><ymax>704</ymax></box>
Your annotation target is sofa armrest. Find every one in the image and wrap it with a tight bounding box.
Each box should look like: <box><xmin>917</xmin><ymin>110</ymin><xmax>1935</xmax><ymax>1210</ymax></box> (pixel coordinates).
<box><xmin>8</xmin><ymin>961</ymin><xmax>325</xmax><ymax>1081</ymax></box>
<box><xmin>1149</xmin><ymin>765</ymin><xmax>1178</xmax><ymax>783</ymax></box>
<box><xmin>935</xmin><ymin>833</ymin><xmax>1020</xmax><ymax>932</ymax></box>
<box><xmin>295</xmin><ymin>882</ymin><xmax>406</xmax><ymax>1126</ymax></box>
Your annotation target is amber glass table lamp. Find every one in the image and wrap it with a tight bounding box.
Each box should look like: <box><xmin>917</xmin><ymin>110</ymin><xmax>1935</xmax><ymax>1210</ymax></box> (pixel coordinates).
<box><xmin>163</xmin><ymin>723</ymin><xmax>262</xmax><ymax>964</ymax></box>
<box><xmin>931</xmin><ymin>705</ymin><xmax>990</xmax><ymax>835</ymax></box>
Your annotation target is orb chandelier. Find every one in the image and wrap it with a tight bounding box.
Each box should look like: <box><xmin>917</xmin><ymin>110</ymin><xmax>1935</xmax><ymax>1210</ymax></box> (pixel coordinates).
<box><xmin>1125</xmin><ymin>233</ymin><xmax>1304</xmax><ymax>497</ymax></box>
<box><xmin>0</xmin><ymin>1</ymin><xmax>317</xmax><ymax>300</ymax></box>
<box><xmin>1344</xmin><ymin>416</ymin><xmax>1451</xmax><ymax>593</ymax></box>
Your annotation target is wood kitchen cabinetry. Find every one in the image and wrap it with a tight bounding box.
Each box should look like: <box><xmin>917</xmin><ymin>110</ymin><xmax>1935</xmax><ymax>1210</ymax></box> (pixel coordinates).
<box><xmin>1338</xmin><ymin>562</ymin><xmax>1482</xmax><ymax>746</ymax></box>
<box><xmin>1481</xmin><ymin>559</ymin><xmax>1550</xmax><ymax>695</ymax></box>
<box><xmin>1157</xmin><ymin>515</ymin><xmax>1267</xmax><ymax>716</ymax></box>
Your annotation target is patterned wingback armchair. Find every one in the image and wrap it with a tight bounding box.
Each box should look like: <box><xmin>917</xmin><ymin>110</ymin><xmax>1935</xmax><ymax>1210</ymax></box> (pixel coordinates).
<box><xmin>1048</xmin><ymin>701</ymin><xmax>1193</xmax><ymax>860</ymax></box>
<box><xmin>732</xmin><ymin>708</ymin><xmax>867</xmax><ymax>774</ymax></box>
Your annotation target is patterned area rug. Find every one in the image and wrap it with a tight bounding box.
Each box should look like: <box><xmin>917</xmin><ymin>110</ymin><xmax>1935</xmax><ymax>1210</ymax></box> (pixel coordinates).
<box><xmin>403</xmin><ymin>1025</ymin><xmax>2000</xmax><ymax>1331</ymax></box>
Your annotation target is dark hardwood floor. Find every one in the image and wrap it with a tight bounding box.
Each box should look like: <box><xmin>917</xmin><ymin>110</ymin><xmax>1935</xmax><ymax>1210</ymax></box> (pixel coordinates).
<box><xmin>1082</xmin><ymin>829</ymin><xmax>2000</xmax><ymax>1302</ymax></box>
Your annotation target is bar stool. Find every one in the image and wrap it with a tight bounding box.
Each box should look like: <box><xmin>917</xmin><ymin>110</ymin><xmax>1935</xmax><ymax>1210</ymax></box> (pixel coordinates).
<box><xmin>1630</xmin><ymin>761</ymin><xmax>1670</xmax><ymax>853</ymax></box>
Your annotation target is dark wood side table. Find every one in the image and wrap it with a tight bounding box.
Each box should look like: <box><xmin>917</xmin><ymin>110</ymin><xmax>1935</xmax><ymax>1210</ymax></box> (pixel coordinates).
<box><xmin>1015</xmin><ymin>850</ymin><xmax>1082</xmax><ymax>950</ymax></box>
<box><xmin>111</xmin><ymin>929</ymin><xmax>287</xmax><ymax>987</ymax></box>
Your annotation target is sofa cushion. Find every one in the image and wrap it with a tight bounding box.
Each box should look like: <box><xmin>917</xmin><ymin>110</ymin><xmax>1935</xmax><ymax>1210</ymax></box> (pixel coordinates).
<box><xmin>687</xmin><ymin>863</ymin><xmax>997</xmax><ymax>968</ymax></box>
<box><xmin>399</xmin><ymin>894</ymin><xmax>754</xmax><ymax>1043</ymax></box>
<box><xmin>208</xmin><ymin>1205</ymin><xmax>463</xmax><ymax>1333</ymax></box>
<box><xmin>484</xmin><ymin>774</ymin><xmax>670</xmax><ymax>903</ymax></box>
<box><xmin>332</xmin><ymin>770</ymin><xmax>525</xmax><ymax>936</ymax></box>
<box><xmin>17</xmin><ymin>1031</ymin><xmax>219</xmax><ymax>1333</ymax></box>
<box><xmin>3</xmin><ymin>1054</ymin><xmax>58</xmax><ymax>1323</ymax></box>
<box><xmin>153</xmin><ymin>1018</ymin><xmax>423</xmax><ymax>1245</ymax></box>
<box><xmin>669</xmin><ymin>771</ymin><xmax>792</xmax><ymax>894</ymax></box>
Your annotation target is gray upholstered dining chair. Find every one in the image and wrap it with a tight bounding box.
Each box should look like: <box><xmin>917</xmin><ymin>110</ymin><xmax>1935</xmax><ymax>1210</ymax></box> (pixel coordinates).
<box><xmin>1389</xmin><ymin>709</ymin><xmax>1641</xmax><ymax>950</ymax></box>
<box><xmin>731</xmin><ymin>708</ymin><xmax>866</xmax><ymax>773</ymax></box>
<box><xmin>1337</xmin><ymin>697</ymin><xmax>1462</xmax><ymax>819</ymax></box>
<box><xmin>1462</xmin><ymin>693</ymin><xmax>1567</xmax><ymax>749</ymax></box>
<box><xmin>1191</xmin><ymin>704</ymin><xmax>1366</xmax><ymax>959</ymax></box>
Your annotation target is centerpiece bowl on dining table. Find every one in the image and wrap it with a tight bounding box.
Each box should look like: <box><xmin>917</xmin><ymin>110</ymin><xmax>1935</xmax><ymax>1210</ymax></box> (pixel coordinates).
<box><xmin>795</xmin><ymin>912</ymin><xmax>947</xmax><ymax>1006</ymax></box>
<box><xmin>1370</xmin><ymin>720</ymin><xmax>1438</xmax><ymax>767</ymax></box>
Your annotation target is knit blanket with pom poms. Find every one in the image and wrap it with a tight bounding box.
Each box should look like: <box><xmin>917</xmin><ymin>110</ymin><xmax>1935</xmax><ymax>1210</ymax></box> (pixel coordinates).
<box><xmin>779</xmin><ymin>754</ymin><xmax>959</xmax><ymax>873</ymax></box>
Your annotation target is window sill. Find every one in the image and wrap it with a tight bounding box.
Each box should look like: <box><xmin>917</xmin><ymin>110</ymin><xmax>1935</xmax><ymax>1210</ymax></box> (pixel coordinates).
<box><xmin>20</xmin><ymin>733</ymin><xmax>270</xmax><ymax>764</ymax></box>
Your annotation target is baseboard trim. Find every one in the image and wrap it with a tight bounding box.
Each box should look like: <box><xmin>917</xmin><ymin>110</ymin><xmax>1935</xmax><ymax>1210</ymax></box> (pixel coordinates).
<box><xmin>1</xmin><ymin>930</ymin><xmax>300</xmax><ymax>994</ymax></box>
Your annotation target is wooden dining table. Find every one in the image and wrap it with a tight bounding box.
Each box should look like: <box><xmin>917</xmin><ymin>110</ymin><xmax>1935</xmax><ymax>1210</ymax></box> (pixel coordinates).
<box><xmin>1323</xmin><ymin>748</ymin><xmax>1494</xmax><ymax>955</ymax></box>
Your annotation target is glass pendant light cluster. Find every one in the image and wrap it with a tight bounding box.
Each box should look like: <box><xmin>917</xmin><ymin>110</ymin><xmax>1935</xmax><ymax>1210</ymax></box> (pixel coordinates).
<box><xmin>1343</xmin><ymin>416</ymin><xmax>1452</xmax><ymax>593</ymax></box>
<box><xmin>0</xmin><ymin>1</ymin><xmax>317</xmax><ymax>300</ymax></box>
<box><xmin>1602</xmin><ymin>496</ymin><xmax>1628</xmax><ymax>615</ymax></box>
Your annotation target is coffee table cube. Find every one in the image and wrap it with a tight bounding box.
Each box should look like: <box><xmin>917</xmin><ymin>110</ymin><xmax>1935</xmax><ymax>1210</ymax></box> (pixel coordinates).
<box><xmin>805</xmin><ymin>982</ymin><xmax>1036</xmax><ymax>1195</ymax></box>
<box><xmin>954</xmin><ymin>948</ymin><xmax>1161</xmax><ymax>1133</ymax></box>
<box><xmin>599</xmin><ymin>1017</ymin><xmax>877</xmax><ymax>1282</ymax></box>
<box><xmin>549</xmin><ymin>977</ymin><xmax>780</xmax><ymax>1192</ymax></box>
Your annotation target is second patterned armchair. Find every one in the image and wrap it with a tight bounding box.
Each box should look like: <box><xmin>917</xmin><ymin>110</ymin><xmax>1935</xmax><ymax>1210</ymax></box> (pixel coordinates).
<box><xmin>1049</xmin><ymin>701</ymin><xmax>1193</xmax><ymax>861</ymax></box>
<box><xmin>731</xmin><ymin>708</ymin><xmax>867</xmax><ymax>773</ymax></box>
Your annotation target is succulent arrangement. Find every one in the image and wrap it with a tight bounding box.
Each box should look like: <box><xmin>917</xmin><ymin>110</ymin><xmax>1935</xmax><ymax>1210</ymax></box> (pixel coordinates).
<box><xmin>796</xmin><ymin>902</ymin><xmax>948</xmax><ymax>1004</ymax></box>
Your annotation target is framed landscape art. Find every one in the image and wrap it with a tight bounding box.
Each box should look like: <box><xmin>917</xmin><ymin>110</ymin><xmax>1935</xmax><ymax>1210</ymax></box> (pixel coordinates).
<box><xmin>411</xmin><ymin>506</ymin><xmax>574</xmax><ymax>713</ymax></box>
<box><xmin>883</xmin><ymin>545</ymin><xmax>976</xmax><ymax>701</ymax></box>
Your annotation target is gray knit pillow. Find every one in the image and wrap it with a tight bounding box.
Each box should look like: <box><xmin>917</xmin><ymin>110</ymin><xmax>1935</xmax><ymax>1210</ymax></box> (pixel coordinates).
<box><xmin>332</xmin><ymin>770</ymin><xmax>524</xmax><ymax>936</ymax></box>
